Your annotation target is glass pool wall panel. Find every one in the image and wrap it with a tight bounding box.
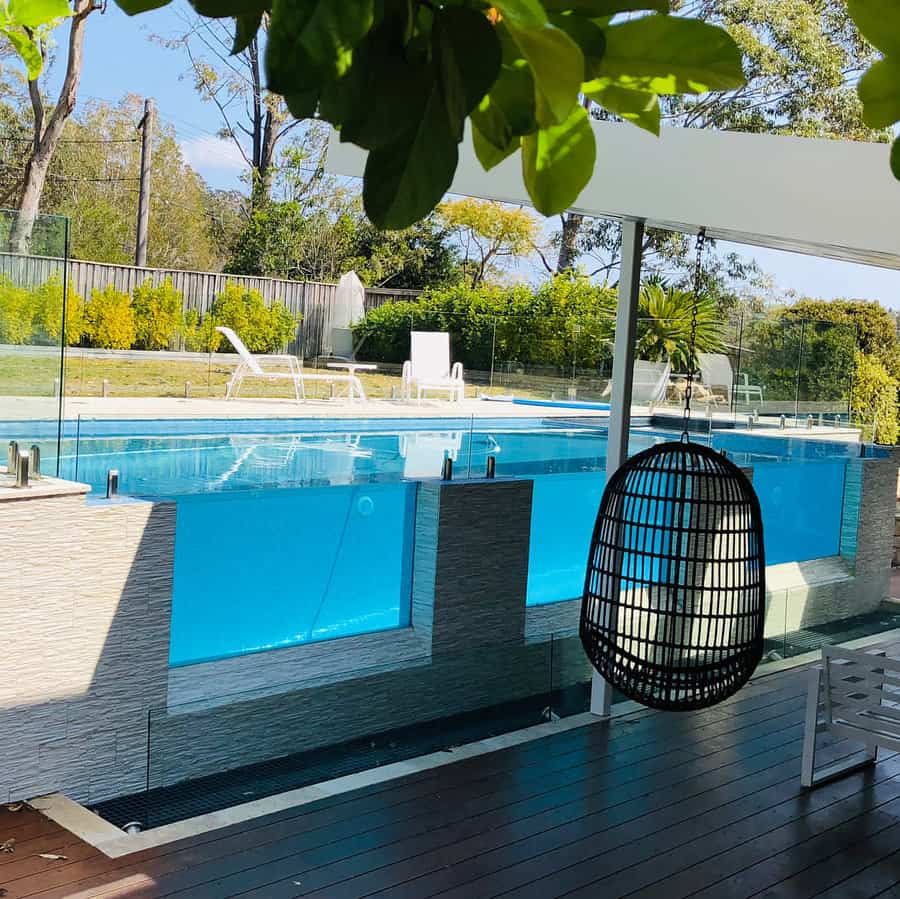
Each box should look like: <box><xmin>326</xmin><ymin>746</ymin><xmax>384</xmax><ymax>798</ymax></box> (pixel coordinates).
<box><xmin>527</xmin><ymin>471</ymin><xmax>607</xmax><ymax>606</ymax></box>
<box><xmin>751</xmin><ymin>459</ymin><xmax>846</xmax><ymax>565</ymax></box>
<box><xmin>525</xmin><ymin>453</ymin><xmax>849</xmax><ymax>606</ymax></box>
<box><xmin>0</xmin><ymin>208</ymin><xmax>70</xmax><ymax>474</ymax></box>
<box><xmin>168</xmin><ymin>481</ymin><xmax>417</xmax><ymax>665</ymax></box>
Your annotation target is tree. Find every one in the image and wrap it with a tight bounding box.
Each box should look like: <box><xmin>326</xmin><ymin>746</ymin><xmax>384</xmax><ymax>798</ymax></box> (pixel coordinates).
<box><xmin>781</xmin><ymin>298</ymin><xmax>900</xmax><ymax>379</ymax></box>
<box><xmin>112</xmin><ymin>0</ymin><xmax>745</xmax><ymax>229</ymax></box>
<box><xmin>852</xmin><ymin>352</ymin><xmax>899</xmax><ymax>445</ymax></box>
<box><xmin>668</xmin><ymin>0</ymin><xmax>882</xmax><ymax>140</ymax></box>
<box><xmin>166</xmin><ymin>14</ymin><xmax>299</xmax><ymax>208</ymax></box>
<box><xmin>636</xmin><ymin>283</ymin><xmax>725</xmax><ymax>370</ymax></box>
<box><xmin>0</xmin><ymin>96</ymin><xmax>224</xmax><ymax>269</ymax></box>
<box><xmin>845</xmin><ymin>1</ymin><xmax>900</xmax><ymax>181</ymax></box>
<box><xmin>438</xmin><ymin>198</ymin><xmax>539</xmax><ymax>286</ymax></box>
<box><xmin>11</xmin><ymin>0</ymin><xmax>99</xmax><ymax>251</ymax></box>
<box><xmin>349</xmin><ymin>217</ymin><xmax>461</xmax><ymax>288</ymax></box>
<box><xmin>226</xmin><ymin>197</ymin><xmax>460</xmax><ymax>289</ymax></box>
<box><xmin>556</xmin><ymin>1</ymin><xmax>885</xmax><ymax>275</ymax></box>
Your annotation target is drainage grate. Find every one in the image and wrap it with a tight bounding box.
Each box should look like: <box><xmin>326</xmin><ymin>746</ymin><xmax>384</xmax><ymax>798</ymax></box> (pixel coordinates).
<box><xmin>94</xmin><ymin>682</ymin><xmax>593</xmax><ymax>831</ymax></box>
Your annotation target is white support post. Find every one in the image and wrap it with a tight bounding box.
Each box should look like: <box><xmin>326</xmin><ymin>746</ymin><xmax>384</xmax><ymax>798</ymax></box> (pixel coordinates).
<box><xmin>590</xmin><ymin>218</ymin><xmax>644</xmax><ymax>718</ymax></box>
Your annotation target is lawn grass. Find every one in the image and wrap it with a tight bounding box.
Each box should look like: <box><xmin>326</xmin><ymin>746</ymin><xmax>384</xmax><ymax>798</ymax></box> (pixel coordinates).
<box><xmin>0</xmin><ymin>352</ymin><xmax>496</xmax><ymax>401</ymax></box>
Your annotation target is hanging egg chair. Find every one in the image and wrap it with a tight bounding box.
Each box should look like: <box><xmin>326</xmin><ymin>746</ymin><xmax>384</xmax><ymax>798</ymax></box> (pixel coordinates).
<box><xmin>580</xmin><ymin>229</ymin><xmax>766</xmax><ymax>711</ymax></box>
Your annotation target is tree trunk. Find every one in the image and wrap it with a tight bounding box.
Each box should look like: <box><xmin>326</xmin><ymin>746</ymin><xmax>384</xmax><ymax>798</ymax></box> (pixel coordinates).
<box><xmin>556</xmin><ymin>212</ymin><xmax>584</xmax><ymax>273</ymax></box>
<box><xmin>254</xmin><ymin>106</ymin><xmax>278</xmax><ymax>207</ymax></box>
<box><xmin>11</xmin><ymin>0</ymin><xmax>94</xmax><ymax>253</ymax></box>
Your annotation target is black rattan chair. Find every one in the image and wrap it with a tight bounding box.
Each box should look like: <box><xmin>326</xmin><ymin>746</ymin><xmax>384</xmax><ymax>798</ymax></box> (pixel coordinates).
<box><xmin>580</xmin><ymin>440</ymin><xmax>766</xmax><ymax>711</ymax></box>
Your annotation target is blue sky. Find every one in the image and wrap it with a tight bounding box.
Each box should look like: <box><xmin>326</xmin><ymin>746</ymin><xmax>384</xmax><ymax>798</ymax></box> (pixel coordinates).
<box><xmin>41</xmin><ymin>3</ymin><xmax>900</xmax><ymax>309</ymax></box>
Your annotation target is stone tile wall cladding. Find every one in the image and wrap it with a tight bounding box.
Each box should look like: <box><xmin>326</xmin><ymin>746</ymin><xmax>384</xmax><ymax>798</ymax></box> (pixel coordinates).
<box><xmin>0</xmin><ymin>490</ymin><xmax>174</xmax><ymax>806</ymax></box>
<box><xmin>4</xmin><ymin>456</ymin><xmax>897</xmax><ymax>806</ymax></box>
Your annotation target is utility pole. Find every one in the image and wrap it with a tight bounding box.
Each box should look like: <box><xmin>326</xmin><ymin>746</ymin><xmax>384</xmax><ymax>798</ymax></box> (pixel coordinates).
<box><xmin>135</xmin><ymin>98</ymin><xmax>154</xmax><ymax>267</ymax></box>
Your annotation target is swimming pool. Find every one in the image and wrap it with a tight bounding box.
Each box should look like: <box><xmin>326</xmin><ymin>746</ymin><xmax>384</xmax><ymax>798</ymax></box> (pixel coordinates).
<box><xmin>7</xmin><ymin>416</ymin><xmax>864</xmax><ymax>665</ymax></box>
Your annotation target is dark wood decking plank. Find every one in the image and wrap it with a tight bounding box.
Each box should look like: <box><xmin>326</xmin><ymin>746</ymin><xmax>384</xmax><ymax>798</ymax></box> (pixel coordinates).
<box><xmin>368</xmin><ymin>736</ymin><xmax>861</xmax><ymax>899</ymax></box>
<box><xmin>276</xmin><ymin>720</ymin><xmax>823</xmax><ymax>899</ymax></box>
<box><xmin>140</xmin><ymin>700</ymin><xmax>814</xmax><ymax>898</ymax></box>
<box><xmin>691</xmin><ymin>814</ymin><xmax>900</xmax><ymax>899</ymax></box>
<box><xmin>354</xmin><ymin>734</ymin><xmax>827</xmax><ymax>899</ymax></box>
<box><xmin>612</xmin><ymin>778</ymin><xmax>900</xmax><ymax>898</ymax></box>
<box><xmin>17</xmin><ymin>683</ymin><xmax>809</xmax><ymax>899</ymax></box>
<box><xmin>462</xmin><ymin>750</ymin><xmax>900</xmax><ymax>899</ymax></box>
<box><xmin>740</xmin><ymin>824</ymin><xmax>900</xmax><ymax>899</ymax></box>
<box><xmin>815</xmin><ymin>849</ymin><xmax>900</xmax><ymax>898</ymax></box>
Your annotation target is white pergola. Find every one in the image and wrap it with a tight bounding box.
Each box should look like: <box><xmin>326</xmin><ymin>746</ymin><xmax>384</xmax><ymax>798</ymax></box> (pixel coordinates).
<box><xmin>327</xmin><ymin>120</ymin><xmax>900</xmax><ymax>714</ymax></box>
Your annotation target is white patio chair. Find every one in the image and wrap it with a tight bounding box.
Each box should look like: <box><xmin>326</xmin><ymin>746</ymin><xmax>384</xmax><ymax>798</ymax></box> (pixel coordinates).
<box><xmin>698</xmin><ymin>353</ymin><xmax>764</xmax><ymax>406</ymax></box>
<box><xmin>602</xmin><ymin>360</ymin><xmax>671</xmax><ymax>406</ymax></box>
<box><xmin>216</xmin><ymin>326</ymin><xmax>365</xmax><ymax>402</ymax></box>
<box><xmin>402</xmin><ymin>331</ymin><xmax>465</xmax><ymax>402</ymax></box>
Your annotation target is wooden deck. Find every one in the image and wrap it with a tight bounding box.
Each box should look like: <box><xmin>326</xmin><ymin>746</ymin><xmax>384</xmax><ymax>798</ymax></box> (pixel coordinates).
<box><xmin>4</xmin><ymin>661</ymin><xmax>900</xmax><ymax>898</ymax></box>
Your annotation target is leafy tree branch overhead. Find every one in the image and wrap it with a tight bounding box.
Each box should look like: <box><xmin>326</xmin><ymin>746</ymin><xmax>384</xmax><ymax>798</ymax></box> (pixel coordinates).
<box><xmin>99</xmin><ymin>0</ymin><xmax>746</xmax><ymax>229</ymax></box>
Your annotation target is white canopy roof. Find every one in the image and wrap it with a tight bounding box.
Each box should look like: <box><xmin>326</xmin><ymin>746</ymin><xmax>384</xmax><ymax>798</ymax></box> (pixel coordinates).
<box><xmin>327</xmin><ymin>120</ymin><xmax>900</xmax><ymax>269</ymax></box>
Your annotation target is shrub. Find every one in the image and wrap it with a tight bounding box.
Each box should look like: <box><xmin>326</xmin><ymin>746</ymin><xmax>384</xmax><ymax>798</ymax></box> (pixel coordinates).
<box><xmin>84</xmin><ymin>285</ymin><xmax>136</xmax><ymax>349</ymax></box>
<box><xmin>133</xmin><ymin>278</ymin><xmax>182</xmax><ymax>350</ymax></box>
<box><xmin>31</xmin><ymin>276</ymin><xmax>84</xmax><ymax>346</ymax></box>
<box><xmin>0</xmin><ymin>276</ymin><xmax>33</xmax><ymax>344</ymax></box>
<box><xmin>209</xmin><ymin>281</ymin><xmax>299</xmax><ymax>354</ymax></box>
<box><xmin>180</xmin><ymin>309</ymin><xmax>221</xmax><ymax>354</ymax></box>
<box><xmin>351</xmin><ymin>276</ymin><xmax>619</xmax><ymax>372</ymax></box>
<box><xmin>852</xmin><ymin>352</ymin><xmax>899</xmax><ymax>444</ymax></box>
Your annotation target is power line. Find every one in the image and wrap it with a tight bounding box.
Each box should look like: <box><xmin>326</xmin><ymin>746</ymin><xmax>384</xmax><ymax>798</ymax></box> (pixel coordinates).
<box><xmin>0</xmin><ymin>162</ymin><xmax>139</xmax><ymax>183</ymax></box>
<box><xmin>0</xmin><ymin>135</ymin><xmax>139</xmax><ymax>144</ymax></box>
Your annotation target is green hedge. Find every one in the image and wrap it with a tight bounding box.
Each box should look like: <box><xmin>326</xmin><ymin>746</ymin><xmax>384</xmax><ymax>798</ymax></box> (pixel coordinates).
<box><xmin>353</xmin><ymin>277</ymin><xmax>618</xmax><ymax>372</ymax></box>
<box><xmin>0</xmin><ymin>276</ymin><xmax>300</xmax><ymax>353</ymax></box>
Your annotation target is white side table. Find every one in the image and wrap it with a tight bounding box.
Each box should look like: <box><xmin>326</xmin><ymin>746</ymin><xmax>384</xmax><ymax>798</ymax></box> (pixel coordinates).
<box><xmin>326</xmin><ymin>361</ymin><xmax>377</xmax><ymax>401</ymax></box>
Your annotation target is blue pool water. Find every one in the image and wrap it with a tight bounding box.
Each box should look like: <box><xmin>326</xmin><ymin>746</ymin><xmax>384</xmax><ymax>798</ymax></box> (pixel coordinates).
<box><xmin>8</xmin><ymin>416</ymin><xmax>865</xmax><ymax>665</ymax></box>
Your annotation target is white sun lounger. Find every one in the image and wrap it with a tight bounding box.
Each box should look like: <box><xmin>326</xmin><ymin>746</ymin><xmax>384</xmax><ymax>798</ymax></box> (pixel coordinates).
<box><xmin>402</xmin><ymin>331</ymin><xmax>465</xmax><ymax>402</ymax></box>
<box><xmin>699</xmin><ymin>353</ymin><xmax>764</xmax><ymax>406</ymax></box>
<box><xmin>602</xmin><ymin>360</ymin><xmax>672</xmax><ymax>406</ymax></box>
<box><xmin>216</xmin><ymin>326</ymin><xmax>365</xmax><ymax>402</ymax></box>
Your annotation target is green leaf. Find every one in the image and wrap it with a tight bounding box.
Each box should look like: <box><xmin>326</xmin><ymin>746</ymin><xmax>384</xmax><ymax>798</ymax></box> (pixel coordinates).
<box><xmin>8</xmin><ymin>0</ymin><xmax>70</xmax><ymax>27</ymax></box>
<box><xmin>472</xmin><ymin>121</ymin><xmax>519</xmax><ymax>170</ymax></box>
<box><xmin>522</xmin><ymin>104</ymin><xmax>595</xmax><ymax>214</ymax></box>
<box><xmin>284</xmin><ymin>88</ymin><xmax>320</xmax><ymax>119</ymax></box>
<box><xmin>587</xmin><ymin>83</ymin><xmax>659</xmax><ymax>134</ymax></box>
<box><xmin>232</xmin><ymin>9</ymin><xmax>262</xmax><ymax>54</ymax></box>
<box><xmin>188</xmin><ymin>0</ymin><xmax>259</xmax><ymax>16</ymax></box>
<box><xmin>266</xmin><ymin>0</ymin><xmax>375</xmax><ymax>92</ymax></box>
<box><xmin>471</xmin><ymin>57</ymin><xmax>537</xmax><ymax>148</ymax></box>
<box><xmin>326</xmin><ymin>26</ymin><xmax>433</xmax><ymax>150</ymax></box>
<box><xmin>548</xmin><ymin>12</ymin><xmax>605</xmax><ymax>59</ymax></box>
<box><xmin>433</xmin><ymin>6</ymin><xmax>501</xmax><ymax>139</ymax></box>
<box><xmin>493</xmin><ymin>1</ymin><xmax>583</xmax><ymax>125</ymax></box>
<box><xmin>892</xmin><ymin>137</ymin><xmax>900</xmax><ymax>180</ymax></box>
<box><xmin>4</xmin><ymin>29</ymin><xmax>42</xmax><ymax>79</ymax></box>
<box><xmin>858</xmin><ymin>59</ymin><xmax>900</xmax><ymax>130</ymax></box>
<box><xmin>542</xmin><ymin>0</ymin><xmax>668</xmax><ymax>13</ymax></box>
<box><xmin>363</xmin><ymin>87</ymin><xmax>458</xmax><ymax>229</ymax></box>
<box><xmin>847</xmin><ymin>0</ymin><xmax>900</xmax><ymax>58</ymax></box>
<box><xmin>114</xmin><ymin>0</ymin><xmax>171</xmax><ymax>12</ymax></box>
<box><xmin>590</xmin><ymin>14</ymin><xmax>744</xmax><ymax>95</ymax></box>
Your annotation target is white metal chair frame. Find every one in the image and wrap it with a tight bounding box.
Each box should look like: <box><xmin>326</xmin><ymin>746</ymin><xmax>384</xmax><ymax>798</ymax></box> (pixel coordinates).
<box><xmin>801</xmin><ymin>645</ymin><xmax>894</xmax><ymax>788</ymax></box>
<box><xmin>217</xmin><ymin>326</ymin><xmax>366</xmax><ymax>403</ymax></box>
